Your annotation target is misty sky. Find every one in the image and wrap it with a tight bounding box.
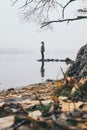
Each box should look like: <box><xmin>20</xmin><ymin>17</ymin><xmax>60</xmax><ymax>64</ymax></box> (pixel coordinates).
<box><xmin>0</xmin><ymin>0</ymin><xmax>87</xmax><ymax>55</ymax></box>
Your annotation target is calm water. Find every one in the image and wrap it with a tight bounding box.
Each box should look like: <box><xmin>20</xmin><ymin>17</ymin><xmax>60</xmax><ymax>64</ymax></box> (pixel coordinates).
<box><xmin>0</xmin><ymin>52</ymin><xmax>76</xmax><ymax>90</ymax></box>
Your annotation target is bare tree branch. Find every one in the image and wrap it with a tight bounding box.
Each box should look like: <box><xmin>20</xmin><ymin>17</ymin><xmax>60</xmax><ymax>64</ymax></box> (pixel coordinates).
<box><xmin>55</xmin><ymin>0</ymin><xmax>63</xmax><ymax>8</ymax></box>
<box><xmin>41</xmin><ymin>16</ymin><xmax>87</xmax><ymax>28</ymax></box>
<box><xmin>10</xmin><ymin>0</ymin><xmax>19</xmax><ymax>6</ymax></box>
<box><xmin>19</xmin><ymin>0</ymin><xmax>33</xmax><ymax>9</ymax></box>
<box><xmin>78</xmin><ymin>8</ymin><xmax>87</xmax><ymax>13</ymax></box>
<box><xmin>11</xmin><ymin>0</ymin><xmax>87</xmax><ymax>27</ymax></box>
<box><xmin>62</xmin><ymin>0</ymin><xmax>76</xmax><ymax>18</ymax></box>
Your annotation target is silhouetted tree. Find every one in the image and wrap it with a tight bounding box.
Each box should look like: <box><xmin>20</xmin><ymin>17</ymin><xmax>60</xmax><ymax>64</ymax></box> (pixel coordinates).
<box><xmin>10</xmin><ymin>0</ymin><xmax>87</xmax><ymax>27</ymax></box>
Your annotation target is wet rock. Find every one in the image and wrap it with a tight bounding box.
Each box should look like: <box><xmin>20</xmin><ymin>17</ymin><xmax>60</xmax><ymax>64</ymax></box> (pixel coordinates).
<box><xmin>57</xmin><ymin>113</ymin><xmax>68</xmax><ymax>125</ymax></box>
<box><xmin>66</xmin><ymin>44</ymin><xmax>87</xmax><ymax>79</ymax></box>
<box><xmin>29</xmin><ymin>110</ymin><xmax>42</xmax><ymax>119</ymax></box>
<box><xmin>81</xmin><ymin>111</ymin><xmax>87</xmax><ymax>119</ymax></box>
<box><xmin>0</xmin><ymin>102</ymin><xmax>23</xmax><ymax>118</ymax></box>
<box><xmin>65</xmin><ymin>57</ymin><xmax>74</xmax><ymax>65</ymax></box>
<box><xmin>46</xmin><ymin>79</ymin><xmax>54</xmax><ymax>82</ymax></box>
<box><xmin>69</xmin><ymin>110</ymin><xmax>83</xmax><ymax>118</ymax></box>
<box><xmin>7</xmin><ymin>88</ymin><xmax>15</xmax><ymax>91</ymax></box>
<box><xmin>0</xmin><ymin>102</ymin><xmax>4</xmax><ymax>107</ymax></box>
<box><xmin>0</xmin><ymin>115</ymin><xmax>14</xmax><ymax>129</ymax></box>
<box><xmin>4</xmin><ymin>98</ymin><xmax>16</xmax><ymax>103</ymax></box>
<box><xmin>79</xmin><ymin>103</ymin><xmax>87</xmax><ymax>111</ymax></box>
<box><xmin>41</xmin><ymin>100</ymin><xmax>53</xmax><ymax>105</ymax></box>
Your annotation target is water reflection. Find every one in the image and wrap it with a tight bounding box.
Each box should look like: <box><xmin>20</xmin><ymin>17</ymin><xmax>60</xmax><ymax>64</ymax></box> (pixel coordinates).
<box><xmin>40</xmin><ymin>60</ymin><xmax>45</xmax><ymax>78</ymax></box>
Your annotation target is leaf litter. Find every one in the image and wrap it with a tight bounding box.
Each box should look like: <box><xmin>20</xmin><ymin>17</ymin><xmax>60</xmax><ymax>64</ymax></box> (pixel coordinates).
<box><xmin>0</xmin><ymin>77</ymin><xmax>87</xmax><ymax>130</ymax></box>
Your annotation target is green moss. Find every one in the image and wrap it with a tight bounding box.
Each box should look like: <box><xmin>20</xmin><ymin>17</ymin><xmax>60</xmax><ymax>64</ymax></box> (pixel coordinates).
<box><xmin>30</xmin><ymin>103</ymin><xmax>52</xmax><ymax>113</ymax></box>
<box><xmin>67</xmin><ymin>119</ymin><xmax>78</xmax><ymax>126</ymax></box>
<box><xmin>53</xmin><ymin>85</ymin><xmax>72</xmax><ymax>98</ymax></box>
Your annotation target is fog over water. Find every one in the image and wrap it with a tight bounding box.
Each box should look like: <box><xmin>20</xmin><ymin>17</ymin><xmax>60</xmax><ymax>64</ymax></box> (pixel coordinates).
<box><xmin>0</xmin><ymin>51</ymin><xmax>75</xmax><ymax>90</ymax></box>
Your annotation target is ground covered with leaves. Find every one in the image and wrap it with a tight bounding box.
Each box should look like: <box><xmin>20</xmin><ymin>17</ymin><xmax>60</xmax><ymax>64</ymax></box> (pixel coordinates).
<box><xmin>0</xmin><ymin>77</ymin><xmax>87</xmax><ymax>130</ymax></box>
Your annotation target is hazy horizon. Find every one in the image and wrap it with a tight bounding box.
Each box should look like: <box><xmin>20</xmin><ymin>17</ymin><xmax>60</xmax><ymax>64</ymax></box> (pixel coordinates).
<box><xmin>0</xmin><ymin>1</ymin><xmax>87</xmax><ymax>56</ymax></box>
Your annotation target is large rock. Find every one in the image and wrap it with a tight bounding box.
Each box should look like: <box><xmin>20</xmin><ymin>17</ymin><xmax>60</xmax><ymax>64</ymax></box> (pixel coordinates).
<box><xmin>66</xmin><ymin>44</ymin><xmax>87</xmax><ymax>79</ymax></box>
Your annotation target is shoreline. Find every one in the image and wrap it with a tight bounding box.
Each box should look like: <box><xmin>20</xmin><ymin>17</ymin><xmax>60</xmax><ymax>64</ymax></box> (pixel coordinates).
<box><xmin>0</xmin><ymin>80</ymin><xmax>54</xmax><ymax>101</ymax></box>
<box><xmin>0</xmin><ymin>78</ymin><xmax>87</xmax><ymax>130</ymax></box>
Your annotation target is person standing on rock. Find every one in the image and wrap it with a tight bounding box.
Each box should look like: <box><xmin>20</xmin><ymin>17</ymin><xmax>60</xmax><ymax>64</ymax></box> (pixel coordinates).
<box><xmin>41</xmin><ymin>41</ymin><xmax>45</xmax><ymax>60</ymax></box>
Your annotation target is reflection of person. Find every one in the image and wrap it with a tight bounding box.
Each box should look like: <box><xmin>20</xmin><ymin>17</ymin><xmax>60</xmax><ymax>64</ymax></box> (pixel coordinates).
<box><xmin>41</xmin><ymin>41</ymin><xmax>45</xmax><ymax>60</ymax></box>
<box><xmin>40</xmin><ymin>60</ymin><xmax>45</xmax><ymax>77</ymax></box>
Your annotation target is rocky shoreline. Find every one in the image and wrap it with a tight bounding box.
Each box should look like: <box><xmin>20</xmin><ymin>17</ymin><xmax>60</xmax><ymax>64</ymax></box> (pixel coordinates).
<box><xmin>0</xmin><ymin>78</ymin><xmax>87</xmax><ymax>130</ymax></box>
<box><xmin>66</xmin><ymin>44</ymin><xmax>87</xmax><ymax>80</ymax></box>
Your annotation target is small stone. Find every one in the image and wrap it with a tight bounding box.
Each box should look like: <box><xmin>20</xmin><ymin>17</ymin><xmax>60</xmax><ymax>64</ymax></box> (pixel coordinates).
<box><xmin>29</xmin><ymin>110</ymin><xmax>42</xmax><ymax>119</ymax></box>
<box><xmin>0</xmin><ymin>115</ymin><xmax>14</xmax><ymax>129</ymax></box>
<box><xmin>42</xmin><ymin>100</ymin><xmax>53</xmax><ymax>105</ymax></box>
<box><xmin>79</xmin><ymin>103</ymin><xmax>87</xmax><ymax>111</ymax></box>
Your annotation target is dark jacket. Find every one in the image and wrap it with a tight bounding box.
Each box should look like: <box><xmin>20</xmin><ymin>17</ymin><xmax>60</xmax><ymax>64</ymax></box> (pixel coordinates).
<box><xmin>41</xmin><ymin>44</ymin><xmax>45</xmax><ymax>53</ymax></box>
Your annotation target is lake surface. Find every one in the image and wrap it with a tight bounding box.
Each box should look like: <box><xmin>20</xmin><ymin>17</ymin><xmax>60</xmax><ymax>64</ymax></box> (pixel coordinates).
<box><xmin>0</xmin><ymin>52</ymin><xmax>76</xmax><ymax>90</ymax></box>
